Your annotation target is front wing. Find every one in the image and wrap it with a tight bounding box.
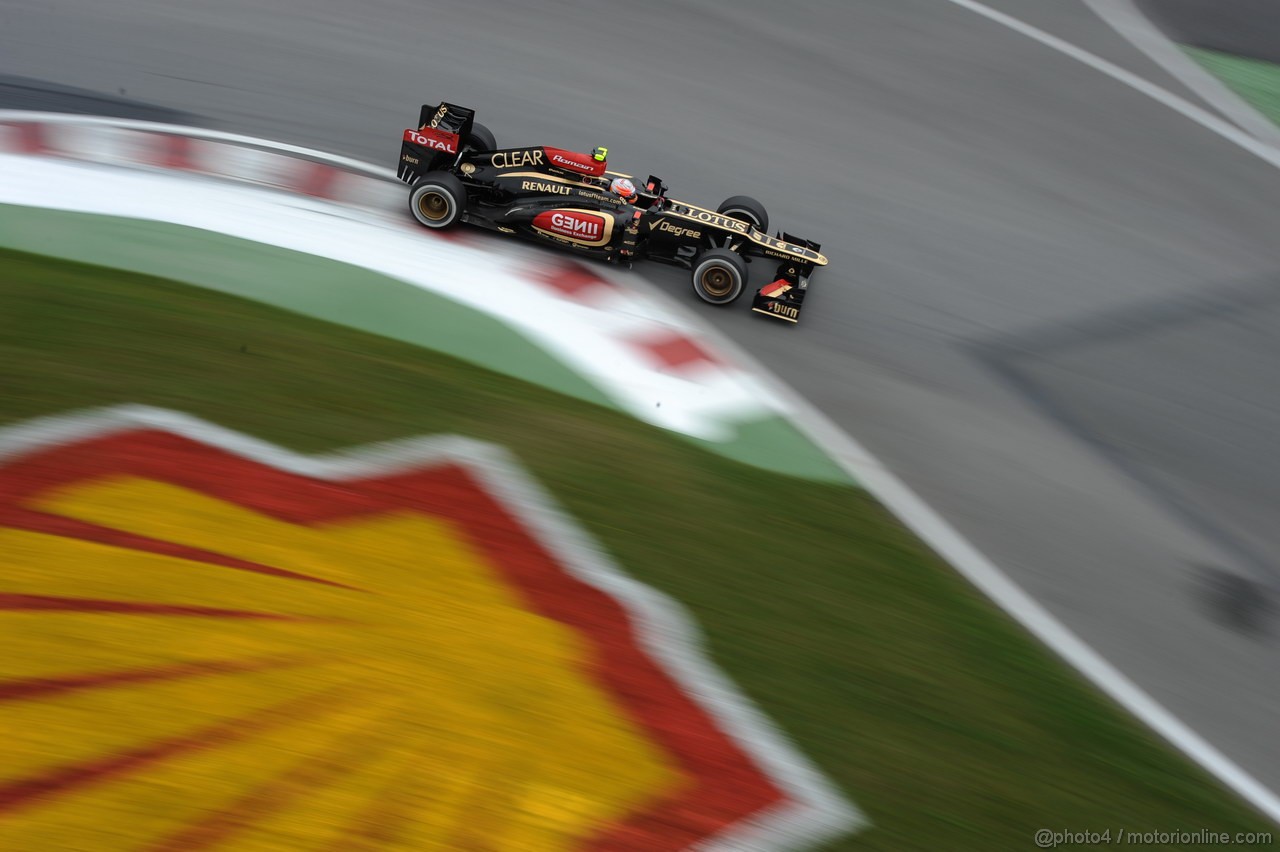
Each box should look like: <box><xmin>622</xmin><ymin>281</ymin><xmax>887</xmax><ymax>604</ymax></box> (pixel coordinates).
<box><xmin>751</xmin><ymin>279</ymin><xmax>805</xmax><ymax>323</ymax></box>
<box><xmin>749</xmin><ymin>232</ymin><xmax>822</xmax><ymax>324</ymax></box>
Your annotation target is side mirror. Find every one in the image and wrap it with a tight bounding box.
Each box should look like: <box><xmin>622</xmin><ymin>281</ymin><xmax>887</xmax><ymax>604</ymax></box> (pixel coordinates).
<box><xmin>646</xmin><ymin>175</ymin><xmax>668</xmax><ymax>195</ymax></box>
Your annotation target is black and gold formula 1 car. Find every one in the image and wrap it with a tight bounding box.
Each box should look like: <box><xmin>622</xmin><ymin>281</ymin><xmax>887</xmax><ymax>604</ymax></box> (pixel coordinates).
<box><xmin>397</xmin><ymin>101</ymin><xmax>827</xmax><ymax>323</ymax></box>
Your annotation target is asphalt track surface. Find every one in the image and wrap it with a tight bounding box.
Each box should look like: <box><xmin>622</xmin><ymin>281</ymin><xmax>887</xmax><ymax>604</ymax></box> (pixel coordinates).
<box><xmin>5</xmin><ymin>0</ymin><xmax>1280</xmax><ymax>812</ymax></box>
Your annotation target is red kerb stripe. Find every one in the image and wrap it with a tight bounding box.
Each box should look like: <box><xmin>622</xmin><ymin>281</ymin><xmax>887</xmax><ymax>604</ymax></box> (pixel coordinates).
<box><xmin>628</xmin><ymin>331</ymin><xmax>723</xmax><ymax>372</ymax></box>
<box><xmin>152</xmin><ymin>134</ymin><xmax>198</xmax><ymax>171</ymax></box>
<box><xmin>294</xmin><ymin>162</ymin><xmax>341</xmax><ymax>199</ymax></box>
<box><xmin>12</xmin><ymin>123</ymin><xmax>47</xmax><ymax>155</ymax></box>
<box><xmin>530</xmin><ymin>262</ymin><xmax>615</xmax><ymax>301</ymax></box>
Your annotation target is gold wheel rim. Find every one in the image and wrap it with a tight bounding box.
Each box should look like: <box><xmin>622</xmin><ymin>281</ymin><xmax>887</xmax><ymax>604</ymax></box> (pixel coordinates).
<box><xmin>417</xmin><ymin>191</ymin><xmax>450</xmax><ymax>222</ymax></box>
<box><xmin>701</xmin><ymin>266</ymin><xmax>733</xmax><ymax>298</ymax></box>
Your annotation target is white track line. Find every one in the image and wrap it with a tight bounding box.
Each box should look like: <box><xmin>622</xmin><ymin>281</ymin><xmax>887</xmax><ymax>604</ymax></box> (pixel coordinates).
<box><xmin>944</xmin><ymin>0</ymin><xmax>1280</xmax><ymax>170</ymax></box>
<box><xmin>1083</xmin><ymin>0</ymin><xmax>1280</xmax><ymax>148</ymax></box>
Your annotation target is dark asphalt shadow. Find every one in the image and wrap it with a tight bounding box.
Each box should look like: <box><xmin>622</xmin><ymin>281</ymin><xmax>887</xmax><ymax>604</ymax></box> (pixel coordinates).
<box><xmin>969</xmin><ymin>270</ymin><xmax>1280</xmax><ymax>638</ymax></box>
<box><xmin>1194</xmin><ymin>564</ymin><xmax>1275</xmax><ymax>636</ymax></box>
<box><xmin>0</xmin><ymin>74</ymin><xmax>198</xmax><ymax>124</ymax></box>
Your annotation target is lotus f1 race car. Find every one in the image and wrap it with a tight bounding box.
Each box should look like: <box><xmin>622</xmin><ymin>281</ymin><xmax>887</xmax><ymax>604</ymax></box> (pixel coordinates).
<box><xmin>397</xmin><ymin>102</ymin><xmax>828</xmax><ymax>323</ymax></box>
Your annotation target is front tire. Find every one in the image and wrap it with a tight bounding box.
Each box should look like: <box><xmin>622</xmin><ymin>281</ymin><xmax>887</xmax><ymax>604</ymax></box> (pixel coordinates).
<box><xmin>691</xmin><ymin>248</ymin><xmax>749</xmax><ymax>305</ymax></box>
<box><xmin>716</xmin><ymin>194</ymin><xmax>769</xmax><ymax>232</ymax></box>
<box><xmin>409</xmin><ymin>172</ymin><xmax>467</xmax><ymax>229</ymax></box>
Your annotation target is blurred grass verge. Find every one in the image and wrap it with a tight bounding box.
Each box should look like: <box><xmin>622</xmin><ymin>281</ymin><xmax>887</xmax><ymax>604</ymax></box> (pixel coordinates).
<box><xmin>0</xmin><ymin>247</ymin><xmax>1270</xmax><ymax>849</ymax></box>
<box><xmin>1183</xmin><ymin>46</ymin><xmax>1280</xmax><ymax>127</ymax></box>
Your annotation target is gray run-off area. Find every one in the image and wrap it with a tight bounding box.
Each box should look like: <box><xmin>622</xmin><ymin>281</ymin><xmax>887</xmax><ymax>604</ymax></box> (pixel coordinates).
<box><xmin>4</xmin><ymin>0</ymin><xmax>1280</xmax><ymax>808</ymax></box>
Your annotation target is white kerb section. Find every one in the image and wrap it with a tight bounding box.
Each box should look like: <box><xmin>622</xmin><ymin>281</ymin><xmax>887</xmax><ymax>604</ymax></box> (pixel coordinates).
<box><xmin>0</xmin><ymin>136</ymin><xmax>783</xmax><ymax>443</ymax></box>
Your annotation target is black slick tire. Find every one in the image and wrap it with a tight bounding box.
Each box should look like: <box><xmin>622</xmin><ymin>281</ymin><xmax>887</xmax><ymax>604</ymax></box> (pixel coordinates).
<box><xmin>691</xmin><ymin>248</ymin><xmax>749</xmax><ymax>305</ymax></box>
<box><xmin>716</xmin><ymin>194</ymin><xmax>769</xmax><ymax>232</ymax></box>
<box><xmin>409</xmin><ymin>172</ymin><xmax>467</xmax><ymax>229</ymax></box>
<box><xmin>466</xmin><ymin>121</ymin><xmax>496</xmax><ymax>153</ymax></box>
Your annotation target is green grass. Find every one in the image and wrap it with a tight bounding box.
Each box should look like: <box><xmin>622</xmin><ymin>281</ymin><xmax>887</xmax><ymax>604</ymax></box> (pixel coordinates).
<box><xmin>1184</xmin><ymin>45</ymin><xmax>1280</xmax><ymax>127</ymax></box>
<box><xmin>1</xmin><ymin>247</ymin><xmax>1272</xmax><ymax>849</ymax></box>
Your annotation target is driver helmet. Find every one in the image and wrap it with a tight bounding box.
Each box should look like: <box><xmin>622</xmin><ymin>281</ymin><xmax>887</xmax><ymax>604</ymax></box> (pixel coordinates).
<box><xmin>610</xmin><ymin>177</ymin><xmax>637</xmax><ymax>203</ymax></box>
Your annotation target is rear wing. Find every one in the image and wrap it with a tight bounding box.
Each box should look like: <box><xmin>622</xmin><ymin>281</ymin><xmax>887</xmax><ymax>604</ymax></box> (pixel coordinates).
<box><xmin>398</xmin><ymin>101</ymin><xmax>476</xmax><ymax>183</ymax></box>
<box><xmin>418</xmin><ymin>101</ymin><xmax>475</xmax><ymax>138</ymax></box>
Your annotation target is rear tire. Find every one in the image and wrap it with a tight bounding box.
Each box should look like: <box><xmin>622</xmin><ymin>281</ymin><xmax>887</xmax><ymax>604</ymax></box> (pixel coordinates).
<box><xmin>465</xmin><ymin>121</ymin><xmax>496</xmax><ymax>152</ymax></box>
<box><xmin>716</xmin><ymin>194</ymin><xmax>769</xmax><ymax>232</ymax></box>
<box><xmin>691</xmin><ymin>248</ymin><xmax>749</xmax><ymax>305</ymax></box>
<box><xmin>409</xmin><ymin>172</ymin><xmax>467</xmax><ymax>229</ymax></box>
